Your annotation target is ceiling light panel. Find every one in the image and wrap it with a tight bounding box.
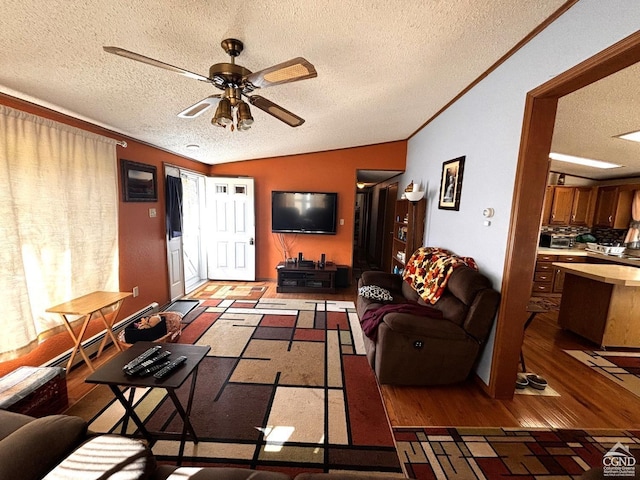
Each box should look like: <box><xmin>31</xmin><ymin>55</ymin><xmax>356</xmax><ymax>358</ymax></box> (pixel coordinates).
<box><xmin>616</xmin><ymin>130</ymin><xmax>640</xmax><ymax>143</ymax></box>
<box><xmin>549</xmin><ymin>152</ymin><xmax>622</xmax><ymax>169</ymax></box>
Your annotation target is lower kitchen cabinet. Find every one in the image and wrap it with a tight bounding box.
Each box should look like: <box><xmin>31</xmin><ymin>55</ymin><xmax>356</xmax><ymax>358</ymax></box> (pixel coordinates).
<box><xmin>532</xmin><ymin>253</ymin><xmax>586</xmax><ymax>296</ymax></box>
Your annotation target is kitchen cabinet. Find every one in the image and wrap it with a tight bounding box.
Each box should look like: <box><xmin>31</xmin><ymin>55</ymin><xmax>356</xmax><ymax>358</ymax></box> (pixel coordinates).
<box><xmin>532</xmin><ymin>253</ymin><xmax>586</xmax><ymax>296</ymax></box>
<box><xmin>593</xmin><ymin>186</ymin><xmax>633</xmax><ymax>228</ymax></box>
<box><xmin>541</xmin><ymin>186</ymin><xmax>553</xmax><ymax>226</ymax></box>
<box><xmin>569</xmin><ymin>187</ymin><xmax>594</xmax><ymax>226</ymax></box>
<box><xmin>390</xmin><ymin>198</ymin><xmax>426</xmax><ymax>274</ymax></box>
<box><xmin>549</xmin><ymin>187</ymin><xmax>574</xmax><ymax>225</ymax></box>
<box><xmin>543</xmin><ymin>186</ymin><xmax>593</xmax><ymax>226</ymax></box>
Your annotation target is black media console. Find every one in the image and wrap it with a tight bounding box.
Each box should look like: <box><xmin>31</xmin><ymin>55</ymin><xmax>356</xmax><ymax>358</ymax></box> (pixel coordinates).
<box><xmin>276</xmin><ymin>262</ymin><xmax>337</xmax><ymax>293</ymax></box>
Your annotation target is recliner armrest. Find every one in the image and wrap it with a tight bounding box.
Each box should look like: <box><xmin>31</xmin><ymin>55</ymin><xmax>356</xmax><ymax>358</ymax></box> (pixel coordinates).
<box><xmin>359</xmin><ymin>271</ymin><xmax>403</xmax><ymax>293</ymax></box>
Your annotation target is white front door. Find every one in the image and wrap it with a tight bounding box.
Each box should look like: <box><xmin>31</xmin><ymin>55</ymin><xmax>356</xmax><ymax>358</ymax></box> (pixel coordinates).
<box><xmin>165</xmin><ymin>167</ymin><xmax>185</xmax><ymax>300</ymax></box>
<box><xmin>205</xmin><ymin>177</ymin><xmax>256</xmax><ymax>281</ymax></box>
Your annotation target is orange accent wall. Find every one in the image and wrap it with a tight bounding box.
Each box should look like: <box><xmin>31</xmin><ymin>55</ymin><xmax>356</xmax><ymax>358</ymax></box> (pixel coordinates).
<box><xmin>0</xmin><ymin>94</ymin><xmax>406</xmax><ymax>371</ymax></box>
<box><xmin>210</xmin><ymin>142</ymin><xmax>407</xmax><ymax>279</ymax></box>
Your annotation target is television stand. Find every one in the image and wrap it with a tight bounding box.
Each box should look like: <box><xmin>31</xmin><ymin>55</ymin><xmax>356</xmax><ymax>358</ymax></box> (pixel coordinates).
<box><xmin>276</xmin><ymin>262</ymin><xmax>337</xmax><ymax>293</ymax></box>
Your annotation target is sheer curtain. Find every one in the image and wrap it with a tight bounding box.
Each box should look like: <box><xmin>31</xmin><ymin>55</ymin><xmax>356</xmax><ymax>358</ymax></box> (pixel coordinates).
<box><xmin>0</xmin><ymin>106</ymin><xmax>119</xmax><ymax>361</ymax></box>
<box><xmin>624</xmin><ymin>190</ymin><xmax>640</xmax><ymax>250</ymax></box>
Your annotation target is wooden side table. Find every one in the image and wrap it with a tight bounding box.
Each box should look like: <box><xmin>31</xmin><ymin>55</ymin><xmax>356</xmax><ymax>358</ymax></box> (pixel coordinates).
<box><xmin>46</xmin><ymin>291</ymin><xmax>132</xmax><ymax>372</ymax></box>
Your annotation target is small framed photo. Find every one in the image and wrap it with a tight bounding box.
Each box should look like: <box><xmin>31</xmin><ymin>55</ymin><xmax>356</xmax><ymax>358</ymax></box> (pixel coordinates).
<box><xmin>438</xmin><ymin>156</ymin><xmax>465</xmax><ymax>211</ymax></box>
<box><xmin>121</xmin><ymin>160</ymin><xmax>157</xmax><ymax>202</ymax></box>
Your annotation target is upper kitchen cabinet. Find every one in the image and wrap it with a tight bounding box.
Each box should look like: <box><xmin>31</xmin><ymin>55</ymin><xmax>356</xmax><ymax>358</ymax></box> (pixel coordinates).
<box><xmin>592</xmin><ymin>186</ymin><xmax>633</xmax><ymax>229</ymax></box>
<box><xmin>544</xmin><ymin>186</ymin><xmax>594</xmax><ymax>226</ymax></box>
<box><xmin>570</xmin><ymin>187</ymin><xmax>594</xmax><ymax>226</ymax></box>
<box><xmin>541</xmin><ymin>186</ymin><xmax>553</xmax><ymax>226</ymax></box>
<box><xmin>549</xmin><ymin>187</ymin><xmax>574</xmax><ymax>224</ymax></box>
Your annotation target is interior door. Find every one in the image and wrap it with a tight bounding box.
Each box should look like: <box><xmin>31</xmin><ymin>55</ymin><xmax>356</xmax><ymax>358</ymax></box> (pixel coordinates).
<box><xmin>165</xmin><ymin>167</ymin><xmax>185</xmax><ymax>300</ymax></box>
<box><xmin>205</xmin><ymin>177</ymin><xmax>256</xmax><ymax>281</ymax></box>
<box><xmin>381</xmin><ymin>183</ymin><xmax>398</xmax><ymax>273</ymax></box>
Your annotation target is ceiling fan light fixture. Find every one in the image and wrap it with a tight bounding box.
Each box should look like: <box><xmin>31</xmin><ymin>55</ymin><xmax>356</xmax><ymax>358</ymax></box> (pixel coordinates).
<box><xmin>213</xmin><ymin>97</ymin><xmax>233</xmax><ymax>126</ymax></box>
<box><xmin>104</xmin><ymin>39</ymin><xmax>315</xmax><ymax>131</ymax></box>
<box><xmin>237</xmin><ymin>101</ymin><xmax>254</xmax><ymax>131</ymax></box>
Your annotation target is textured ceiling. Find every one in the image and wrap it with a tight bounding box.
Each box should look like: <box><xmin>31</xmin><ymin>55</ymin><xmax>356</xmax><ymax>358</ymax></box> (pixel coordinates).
<box><xmin>2</xmin><ymin>0</ymin><xmax>571</xmax><ymax>168</ymax></box>
<box><xmin>551</xmin><ymin>62</ymin><xmax>640</xmax><ymax>181</ymax></box>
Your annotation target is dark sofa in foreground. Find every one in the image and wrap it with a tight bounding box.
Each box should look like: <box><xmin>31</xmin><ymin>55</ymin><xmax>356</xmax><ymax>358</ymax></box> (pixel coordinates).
<box><xmin>0</xmin><ymin>410</ymin><xmax>404</xmax><ymax>480</ymax></box>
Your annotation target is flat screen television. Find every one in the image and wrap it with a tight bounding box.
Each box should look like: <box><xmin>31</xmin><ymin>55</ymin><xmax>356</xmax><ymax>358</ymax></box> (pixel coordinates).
<box><xmin>271</xmin><ymin>191</ymin><xmax>338</xmax><ymax>234</ymax></box>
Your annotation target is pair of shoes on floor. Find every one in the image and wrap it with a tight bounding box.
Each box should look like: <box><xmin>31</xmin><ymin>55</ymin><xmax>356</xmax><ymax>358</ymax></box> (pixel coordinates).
<box><xmin>515</xmin><ymin>372</ymin><xmax>548</xmax><ymax>390</ymax></box>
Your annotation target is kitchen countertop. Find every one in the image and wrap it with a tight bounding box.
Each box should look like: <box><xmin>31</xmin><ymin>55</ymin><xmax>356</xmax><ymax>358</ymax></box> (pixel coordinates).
<box><xmin>537</xmin><ymin>247</ymin><xmax>640</xmax><ymax>266</ymax></box>
<box><xmin>553</xmin><ymin>262</ymin><xmax>640</xmax><ymax>286</ymax></box>
<box><xmin>537</xmin><ymin>247</ymin><xmax>588</xmax><ymax>256</ymax></box>
<box><xmin>583</xmin><ymin>250</ymin><xmax>640</xmax><ymax>266</ymax></box>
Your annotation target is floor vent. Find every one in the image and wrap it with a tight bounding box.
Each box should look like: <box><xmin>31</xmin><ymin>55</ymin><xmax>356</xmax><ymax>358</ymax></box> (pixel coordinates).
<box><xmin>45</xmin><ymin>302</ymin><xmax>159</xmax><ymax>371</ymax></box>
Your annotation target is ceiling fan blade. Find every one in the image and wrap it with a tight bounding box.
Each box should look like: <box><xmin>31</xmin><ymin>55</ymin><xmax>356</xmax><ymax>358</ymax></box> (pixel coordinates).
<box><xmin>247</xmin><ymin>95</ymin><xmax>305</xmax><ymax>127</ymax></box>
<box><xmin>177</xmin><ymin>95</ymin><xmax>222</xmax><ymax>118</ymax></box>
<box><xmin>245</xmin><ymin>57</ymin><xmax>317</xmax><ymax>89</ymax></box>
<box><xmin>103</xmin><ymin>46</ymin><xmax>212</xmax><ymax>83</ymax></box>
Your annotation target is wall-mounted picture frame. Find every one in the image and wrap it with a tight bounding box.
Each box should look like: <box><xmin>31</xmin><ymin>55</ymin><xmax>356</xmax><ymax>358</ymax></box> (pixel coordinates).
<box><xmin>121</xmin><ymin>160</ymin><xmax>157</xmax><ymax>202</ymax></box>
<box><xmin>438</xmin><ymin>156</ymin><xmax>465</xmax><ymax>211</ymax></box>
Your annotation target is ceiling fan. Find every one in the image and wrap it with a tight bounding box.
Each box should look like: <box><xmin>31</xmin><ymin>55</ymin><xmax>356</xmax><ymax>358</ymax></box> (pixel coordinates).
<box><xmin>103</xmin><ymin>38</ymin><xmax>317</xmax><ymax>130</ymax></box>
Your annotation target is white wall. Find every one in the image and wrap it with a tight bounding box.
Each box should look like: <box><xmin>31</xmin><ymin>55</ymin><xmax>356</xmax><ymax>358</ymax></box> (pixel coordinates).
<box><xmin>401</xmin><ymin>0</ymin><xmax>640</xmax><ymax>384</ymax></box>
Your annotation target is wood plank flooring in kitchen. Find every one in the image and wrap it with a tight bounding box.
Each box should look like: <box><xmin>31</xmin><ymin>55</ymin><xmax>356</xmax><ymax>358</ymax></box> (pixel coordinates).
<box><xmin>64</xmin><ymin>281</ymin><xmax>640</xmax><ymax>429</ymax></box>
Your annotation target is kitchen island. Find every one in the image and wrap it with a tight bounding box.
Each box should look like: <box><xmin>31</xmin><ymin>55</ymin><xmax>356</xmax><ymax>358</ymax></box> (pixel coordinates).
<box><xmin>553</xmin><ymin>262</ymin><xmax>640</xmax><ymax>348</ymax></box>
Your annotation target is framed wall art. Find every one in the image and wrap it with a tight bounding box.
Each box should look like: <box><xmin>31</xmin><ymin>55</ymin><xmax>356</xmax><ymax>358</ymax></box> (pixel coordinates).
<box><xmin>121</xmin><ymin>159</ymin><xmax>157</xmax><ymax>202</ymax></box>
<box><xmin>438</xmin><ymin>156</ymin><xmax>465</xmax><ymax>211</ymax></box>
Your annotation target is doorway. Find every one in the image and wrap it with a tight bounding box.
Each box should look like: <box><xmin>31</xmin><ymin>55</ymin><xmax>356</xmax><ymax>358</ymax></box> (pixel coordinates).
<box><xmin>381</xmin><ymin>183</ymin><xmax>399</xmax><ymax>273</ymax></box>
<box><xmin>181</xmin><ymin>170</ymin><xmax>207</xmax><ymax>293</ymax></box>
<box><xmin>165</xmin><ymin>166</ymin><xmax>208</xmax><ymax>300</ymax></box>
<box><xmin>490</xmin><ymin>31</ymin><xmax>640</xmax><ymax>398</ymax></box>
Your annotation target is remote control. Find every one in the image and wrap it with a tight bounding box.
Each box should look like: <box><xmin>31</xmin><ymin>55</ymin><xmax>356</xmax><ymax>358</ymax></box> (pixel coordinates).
<box><xmin>139</xmin><ymin>360</ymin><xmax>172</xmax><ymax>376</ymax></box>
<box><xmin>123</xmin><ymin>345</ymin><xmax>162</xmax><ymax>371</ymax></box>
<box><xmin>153</xmin><ymin>355</ymin><xmax>187</xmax><ymax>379</ymax></box>
<box><xmin>125</xmin><ymin>350</ymin><xmax>172</xmax><ymax>375</ymax></box>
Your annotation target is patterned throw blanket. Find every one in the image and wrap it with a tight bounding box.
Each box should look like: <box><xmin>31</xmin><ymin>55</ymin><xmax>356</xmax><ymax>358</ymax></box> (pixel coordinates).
<box><xmin>402</xmin><ymin>247</ymin><xmax>477</xmax><ymax>304</ymax></box>
<box><xmin>360</xmin><ymin>302</ymin><xmax>443</xmax><ymax>341</ymax></box>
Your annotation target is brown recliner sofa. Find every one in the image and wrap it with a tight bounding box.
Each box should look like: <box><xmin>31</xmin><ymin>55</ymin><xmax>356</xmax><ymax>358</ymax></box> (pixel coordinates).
<box><xmin>357</xmin><ymin>264</ymin><xmax>500</xmax><ymax>386</ymax></box>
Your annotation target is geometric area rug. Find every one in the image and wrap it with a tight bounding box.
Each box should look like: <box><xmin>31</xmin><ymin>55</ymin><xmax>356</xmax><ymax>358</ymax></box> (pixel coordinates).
<box><xmin>66</xmin><ymin>297</ymin><xmax>403</xmax><ymax>477</ymax></box>
<box><xmin>189</xmin><ymin>283</ymin><xmax>267</xmax><ymax>301</ymax></box>
<box><xmin>394</xmin><ymin>426</ymin><xmax>640</xmax><ymax>479</ymax></box>
<box><xmin>564</xmin><ymin>350</ymin><xmax>640</xmax><ymax>399</ymax></box>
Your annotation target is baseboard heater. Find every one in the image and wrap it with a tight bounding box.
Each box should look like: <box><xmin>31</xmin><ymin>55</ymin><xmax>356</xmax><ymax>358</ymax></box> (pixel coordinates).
<box><xmin>44</xmin><ymin>302</ymin><xmax>159</xmax><ymax>371</ymax></box>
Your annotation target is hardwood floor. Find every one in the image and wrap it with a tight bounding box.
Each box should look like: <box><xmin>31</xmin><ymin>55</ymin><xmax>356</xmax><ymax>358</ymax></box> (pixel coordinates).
<box><xmin>64</xmin><ymin>281</ymin><xmax>640</xmax><ymax>430</ymax></box>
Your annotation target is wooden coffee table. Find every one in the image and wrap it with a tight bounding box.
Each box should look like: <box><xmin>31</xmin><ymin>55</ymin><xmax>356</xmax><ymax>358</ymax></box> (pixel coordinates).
<box><xmin>86</xmin><ymin>341</ymin><xmax>210</xmax><ymax>464</ymax></box>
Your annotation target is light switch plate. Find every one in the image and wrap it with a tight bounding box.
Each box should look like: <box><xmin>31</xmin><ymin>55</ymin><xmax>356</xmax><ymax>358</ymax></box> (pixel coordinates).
<box><xmin>149</xmin><ymin>208</ymin><xmax>157</xmax><ymax>218</ymax></box>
